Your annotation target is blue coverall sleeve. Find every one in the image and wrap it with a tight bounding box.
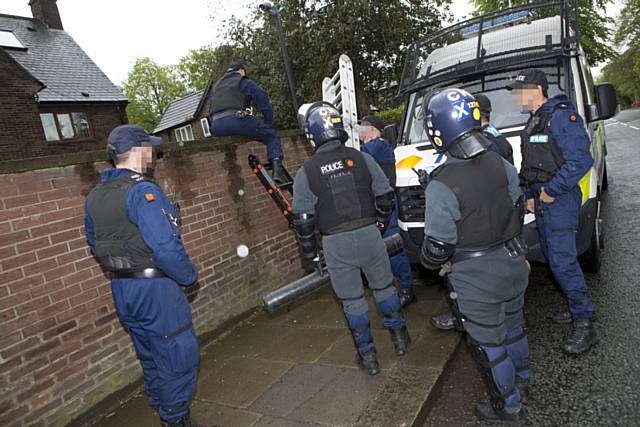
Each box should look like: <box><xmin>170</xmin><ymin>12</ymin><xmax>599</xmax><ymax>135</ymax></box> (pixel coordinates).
<box><xmin>545</xmin><ymin>109</ymin><xmax>594</xmax><ymax>198</ymax></box>
<box><xmin>424</xmin><ymin>180</ymin><xmax>460</xmax><ymax>245</ymax></box>
<box><xmin>362</xmin><ymin>152</ymin><xmax>393</xmax><ymax>196</ymax></box>
<box><xmin>83</xmin><ymin>198</ymin><xmax>96</xmax><ymax>255</ymax></box>
<box><xmin>241</xmin><ymin>79</ymin><xmax>274</xmax><ymax>125</ymax></box>
<box><xmin>127</xmin><ymin>183</ymin><xmax>198</xmax><ymax>286</ymax></box>
<box><xmin>292</xmin><ymin>167</ymin><xmax>318</xmax><ymax>214</ymax></box>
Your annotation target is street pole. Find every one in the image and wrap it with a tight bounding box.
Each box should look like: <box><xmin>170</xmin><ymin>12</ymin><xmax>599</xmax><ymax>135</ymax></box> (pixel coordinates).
<box><xmin>259</xmin><ymin>3</ymin><xmax>300</xmax><ymax>127</ymax></box>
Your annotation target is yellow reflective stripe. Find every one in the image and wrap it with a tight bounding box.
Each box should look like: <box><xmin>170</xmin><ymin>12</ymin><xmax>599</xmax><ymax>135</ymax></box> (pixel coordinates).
<box><xmin>396</xmin><ymin>155</ymin><xmax>423</xmax><ymax>170</ymax></box>
<box><xmin>579</xmin><ymin>171</ymin><xmax>591</xmax><ymax>204</ymax></box>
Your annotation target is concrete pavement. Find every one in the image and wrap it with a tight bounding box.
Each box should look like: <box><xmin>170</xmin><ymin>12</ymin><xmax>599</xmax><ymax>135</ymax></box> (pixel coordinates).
<box><xmin>82</xmin><ymin>276</ymin><xmax>460</xmax><ymax>427</ymax></box>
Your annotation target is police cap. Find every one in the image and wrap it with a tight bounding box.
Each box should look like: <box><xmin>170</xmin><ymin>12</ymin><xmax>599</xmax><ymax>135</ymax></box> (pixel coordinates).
<box><xmin>506</xmin><ymin>69</ymin><xmax>549</xmax><ymax>91</ymax></box>
<box><xmin>107</xmin><ymin>125</ymin><xmax>163</xmax><ymax>155</ymax></box>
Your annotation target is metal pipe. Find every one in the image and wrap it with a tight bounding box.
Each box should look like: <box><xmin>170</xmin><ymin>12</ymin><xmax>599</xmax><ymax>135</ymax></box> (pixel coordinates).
<box><xmin>263</xmin><ymin>233</ymin><xmax>404</xmax><ymax>312</ymax></box>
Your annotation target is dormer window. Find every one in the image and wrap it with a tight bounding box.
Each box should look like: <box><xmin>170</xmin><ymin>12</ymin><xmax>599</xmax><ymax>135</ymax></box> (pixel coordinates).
<box><xmin>0</xmin><ymin>30</ymin><xmax>25</xmax><ymax>49</ymax></box>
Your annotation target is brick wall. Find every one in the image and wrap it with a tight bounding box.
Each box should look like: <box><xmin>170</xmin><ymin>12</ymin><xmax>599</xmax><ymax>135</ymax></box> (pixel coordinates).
<box><xmin>0</xmin><ymin>50</ymin><xmax>47</xmax><ymax>161</ymax></box>
<box><xmin>0</xmin><ymin>132</ymin><xmax>313</xmax><ymax>427</ymax></box>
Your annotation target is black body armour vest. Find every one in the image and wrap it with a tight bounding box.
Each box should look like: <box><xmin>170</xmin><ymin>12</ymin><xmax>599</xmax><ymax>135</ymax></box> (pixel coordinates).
<box><xmin>304</xmin><ymin>145</ymin><xmax>377</xmax><ymax>235</ymax></box>
<box><xmin>86</xmin><ymin>176</ymin><xmax>154</xmax><ymax>272</ymax></box>
<box><xmin>519</xmin><ymin>104</ymin><xmax>566</xmax><ymax>186</ymax></box>
<box><xmin>431</xmin><ymin>152</ymin><xmax>522</xmax><ymax>249</ymax></box>
<box><xmin>209</xmin><ymin>73</ymin><xmax>250</xmax><ymax>115</ymax></box>
<box><xmin>482</xmin><ymin>130</ymin><xmax>514</xmax><ymax>165</ymax></box>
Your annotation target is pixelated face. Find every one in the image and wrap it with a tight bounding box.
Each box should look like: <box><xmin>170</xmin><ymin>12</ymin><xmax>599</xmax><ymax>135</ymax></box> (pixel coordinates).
<box><xmin>514</xmin><ymin>85</ymin><xmax>544</xmax><ymax>112</ymax></box>
<box><xmin>131</xmin><ymin>146</ymin><xmax>155</xmax><ymax>173</ymax></box>
<box><xmin>359</xmin><ymin>123</ymin><xmax>381</xmax><ymax>143</ymax></box>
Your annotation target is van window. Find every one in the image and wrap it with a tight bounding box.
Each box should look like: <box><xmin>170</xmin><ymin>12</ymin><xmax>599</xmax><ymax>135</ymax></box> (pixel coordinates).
<box><xmin>579</xmin><ymin>54</ymin><xmax>595</xmax><ymax>105</ymax></box>
<box><xmin>401</xmin><ymin>66</ymin><xmax>567</xmax><ymax>146</ymax></box>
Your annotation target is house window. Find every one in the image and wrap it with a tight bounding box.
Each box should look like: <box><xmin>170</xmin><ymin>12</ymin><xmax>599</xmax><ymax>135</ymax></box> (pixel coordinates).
<box><xmin>39</xmin><ymin>112</ymin><xmax>93</xmax><ymax>142</ymax></box>
<box><xmin>201</xmin><ymin>118</ymin><xmax>211</xmax><ymax>137</ymax></box>
<box><xmin>175</xmin><ymin>125</ymin><xmax>194</xmax><ymax>143</ymax></box>
<box><xmin>0</xmin><ymin>30</ymin><xmax>25</xmax><ymax>49</ymax></box>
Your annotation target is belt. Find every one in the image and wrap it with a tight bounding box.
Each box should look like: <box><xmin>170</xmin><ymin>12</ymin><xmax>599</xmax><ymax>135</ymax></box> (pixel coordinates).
<box><xmin>452</xmin><ymin>246</ymin><xmax>501</xmax><ymax>263</ymax></box>
<box><xmin>212</xmin><ymin>109</ymin><xmax>251</xmax><ymax>121</ymax></box>
<box><xmin>111</xmin><ymin>268</ymin><xmax>167</xmax><ymax>279</ymax></box>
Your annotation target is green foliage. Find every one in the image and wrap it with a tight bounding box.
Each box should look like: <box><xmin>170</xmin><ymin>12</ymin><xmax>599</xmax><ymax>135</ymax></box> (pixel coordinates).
<box><xmin>600</xmin><ymin>47</ymin><xmax>640</xmax><ymax>107</ymax></box>
<box><xmin>215</xmin><ymin>0</ymin><xmax>451</xmax><ymax>128</ymax></box>
<box><xmin>177</xmin><ymin>45</ymin><xmax>239</xmax><ymax>92</ymax></box>
<box><xmin>377</xmin><ymin>106</ymin><xmax>405</xmax><ymax>125</ymax></box>
<box><xmin>123</xmin><ymin>58</ymin><xmax>187</xmax><ymax>132</ymax></box>
<box><xmin>471</xmin><ymin>0</ymin><xmax>615</xmax><ymax>65</ymax></box>
<box><xmin>614</xmin><ymin>0</ymin><xmax>640</xmax><ymax>48</ymax></box>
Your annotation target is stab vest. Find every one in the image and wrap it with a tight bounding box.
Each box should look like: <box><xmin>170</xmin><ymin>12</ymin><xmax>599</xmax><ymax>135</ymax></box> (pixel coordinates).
<box><xmin>482</xmin><ymin>128</ymin><xmax>514</xmax><ymax>165</ymax></box>
<box><xmin>303</xmin><ymin>145</ymin><xmax>377</xmax><ymax>234</ymax></box>
<box><xmin>519</xmin><ymin>104</ymin><xmax>566</xmax><ymax>186</ymax></box>
<box><xmin>431</xmin><ymin>151</ymin><xmax>522</xmax><ymax>249</ymax></box>
<box><xmin>209</xmin><ymin>73</ymin><xmax>250</xmax><ymax>115</ymax></box>
<box><xmin>86</xmin><ymin>176</ymin><xmax>154</xmax><ymax>272</ymax></box>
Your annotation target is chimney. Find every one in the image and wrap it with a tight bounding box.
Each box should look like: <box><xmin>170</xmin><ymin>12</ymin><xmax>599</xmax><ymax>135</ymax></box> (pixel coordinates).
<box><xmin>29</xmin><ymin>0</ymin><xmax>63</xmax><ymax>30</ymax></box>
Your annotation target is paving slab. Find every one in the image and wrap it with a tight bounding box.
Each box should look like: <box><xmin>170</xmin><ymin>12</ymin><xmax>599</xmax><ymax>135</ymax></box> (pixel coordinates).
<box><xmin>249</xmin><ymin>364</ymin><xmax>342</xmax><ymax>416</ymax></box>
<box><xmin>189</xmin><ymin>400</ymin><xmax>261</xmax><ymax>427</ymax></box>
<box><xmin>89</xmin><ymin>392</ymin><xmax>157</xmax><ymax>427</ymax></box>
<box><xmin>195</xmin><ymin>357</ymin><xmax>292</xmax><ymax>407</ymax></box>
<box><xmin>253</xmin><ymin>416</ymin><xmax>326</xmax><ymax>427</ymax></box>
<box><xmin>287</xmin><ymin>367</ymin><xmax>385</xmax><ymax>426</ymax></box>
<box><xmin>256</xmin><ymin>326</ymin><xmax>345</xmax><ymax>364</ymax></box>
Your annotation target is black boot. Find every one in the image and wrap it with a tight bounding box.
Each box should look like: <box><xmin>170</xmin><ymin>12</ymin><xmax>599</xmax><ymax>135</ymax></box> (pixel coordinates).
<box><xmin>160</xmin><ymin>414</ymin><xmax>213</xmax><ymax>427</ymax></box>
<box><xmin>516</xmin><ymin>378</ymin><xmax>529</xmax><ymax>406</ymax></box>
<box><xmin>562</xmin><ymin>318</ymin><xmax>598</xmax><ymax>354</ymax></box>
<box><xmin>398</xmin><ymin>287</ymin><xmax>417</xmax><ymax>307</ymax></box>
<box><xmin>389</xmin><ymin>326</ymin><xmax>411</xmax><ymax>356</ymax></box>
<box><xmin>551</xmin><ymin>309</ymin><xmax>572</xmax><ymax>324</ymax></box>
<box><xmin>356</xmin><ymin>349</ymin><xmax>380</xmax><ymax>375</ymax></box>
<box><xmin>430</xmin><ymin>311</ymin><xmax>455</xmax><ymax>331</ymax></box>
<box><xmin>474</xmin><ymin>401</ymin><xmax>524</xmax><ymax>425</ymax></box>
<box><xmin>270</xmin><ymin>158</ymin><xmax>287</xmax><ymax>184</ymax></box>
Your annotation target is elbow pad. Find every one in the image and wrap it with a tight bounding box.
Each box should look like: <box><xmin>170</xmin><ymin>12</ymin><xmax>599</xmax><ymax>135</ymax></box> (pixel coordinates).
<box><xmin>294</xmin><ymin>213</ymin><xmax>317</xmax><ymax>260</ymax></box>
<box><xmin>420</xmin><ymin>236</ymin><xmax>454</xmax><ymax>270</ymax></box>
<box><xmin>375</xmin><ymin>191</ymin><xmax>395</xmax><ymax>232</ymax></box>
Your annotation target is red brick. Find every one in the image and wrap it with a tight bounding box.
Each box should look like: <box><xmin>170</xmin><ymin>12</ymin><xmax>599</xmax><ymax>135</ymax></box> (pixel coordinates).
<box><xmin>31</xmin><ymin>218</ymin><xmax>82</xmax><ymax>238</ymax></box>
<box><xmin>22</xmin><ymin>317</ymin><xmax>57</xmax><ymax>337</ymax></box>
<box><xmin>0</xmin><ymin>230</ymin><xmax>30</xmax><ymax>247</ymax></box>
<box><xmin>70</xmin><ymin>289</ymin><xmax>98</xmax><ymax>308</ymax></box>
<box><xmin>43</xmin><ymin>263</ymin><xmax>75</xmax><ymax>282</ymax></box>
<box><xmin>16</xmin><ymin>236</ymin><xmax>50</xmax><ymax>254</ymax></box>
<box><xmin>38</xmin><ymin>188</ymin><xmax>73</xmax><ymax>203</ymax></box>
<box><xmin>37</xmin><ymin>300</ymin><xmax>70</xmax><ymax>319</ymax></box>
<box><xmin>0</xmin><ymin>268</ymin><xmax>24</xmax><ymax>286</ymax></box>
<box><xmin>82</xmin><ymin>325</ymin><xmax>112</xmax><ymax>346</ymax></box>
<box><xmin>0</xmin><ymin>245</ymin><xmax>17</xmax><ymax>260</ymax></box>
<box><xmin>21</xmin><ymin>201</ymin><xmax>57</xmax><ymax>217</ymax></box>
<box><xmin>23</xmin><ymin>258</ymin><xmax>57</xmax><ymax>277</ymax></box>
<box><xmin>0</xmin><ymin>403</ymin><xmax>28</xmax><ymax>427</ymax></box>
<box><xmin>69</xmin><ymin>342</ymin><xmax>100</xmax><ymax>363</ymax></box>
<box><xmin>4</xmin><ymin>194</ymin><xmax>39</xmax><ymax>209</ymax></box>
<box><xmin>50</xmin><ymin>229</ymin><xmax>82</xmax><ymax>245</ymax></box>
<box><xmin>16</xmin><ymin>379</ymin><xmax>55</xmax><ymax>403</ymax></box>
<box><xmin>0</xmin><ymin>307</ymin><xmax>16</xmax><ymax>322</ymax></box>
<box><xmin>16</xmin><ymin>180</ymin><xmax>53</xmax><ymax>195</ymax></box>
<box><xmin>43</xmin><ymin>319</ymin><xmax>77</xmax><ymax>340</ymax></box>
<box><xmin>0</xmin><ymin>252</ymin><xmax>37</xmax><ymax>271</ymax></box>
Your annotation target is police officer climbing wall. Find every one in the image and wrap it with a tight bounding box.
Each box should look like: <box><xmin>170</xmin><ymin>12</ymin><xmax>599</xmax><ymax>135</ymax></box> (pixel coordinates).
<box><xmin>420</xmin><ymin>89</ymin><xmax>531</xmax><ymax>424</ymax></box>
<box><xmin>358</xmin><ymin>115</ymin><xmax>416</xmax><ymax>307</ymax></box>
<box><xmin>84</xmin><ymin>125</ymin><xmax>206</xmax><ymax>427</ymax></box>
<box><xmin>292</xmin><ymin>102</ymin><xmax>411</xmax><ymax>375</ymax></box>
<box><xmin>509</xmin><ymin>69</ymin><xmax>598</xmax><ymax>354</ymax></box>
<box><xmin>208</xmin><ymin>61</ymin><xmax>287</xmax><ymax>183</ymax></box>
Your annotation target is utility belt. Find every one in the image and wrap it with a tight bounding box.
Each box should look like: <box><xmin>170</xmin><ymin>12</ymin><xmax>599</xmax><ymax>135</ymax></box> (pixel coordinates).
<box><xmin>211</xmin><ymin>108</ymin><xmax>253</xmax><ymax>121</ymax></box>
<box><xmin>452</xmin><ymin>236</ymin><xmax>527</xmax><ymax>263</ymax></box>
<box><xmin>321</xmin><ymin>218</ymin><xmax>376</xmax><ymax>236</ymax></box>
<box><xmin>110</xmin><ymin>268</ymin><xmax>167</xmax><ymax>279</ymax></box>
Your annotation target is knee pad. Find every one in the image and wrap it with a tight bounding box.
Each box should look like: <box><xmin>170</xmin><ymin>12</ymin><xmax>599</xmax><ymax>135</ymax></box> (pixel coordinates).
<box><xmin>339</xmin><ymin>294</ymin><xmax>368</xmax><ymax>316</ymax></box>
<box><xmin>376</xmin><ymin>292</ymin><xmax>405</xmax><ymax>330</ymax></box>
<box><xmin>468</xmin><ymin>337</ymin><xmax>519</xmax><ymax>409</ymax></box>
<box><xmin>372</xmin><ymin>281</ymin><xmax>397</xmax><ymax>305</ymax></box>
<box><xmin>505</xmin><ymin>326</ymin><xmax>531</xmax><ymax>380</ymax></box>
<box><xmin>346</xmin><ymin>312</ymin><xmax>374</xmax><ymax>354</ymax></box>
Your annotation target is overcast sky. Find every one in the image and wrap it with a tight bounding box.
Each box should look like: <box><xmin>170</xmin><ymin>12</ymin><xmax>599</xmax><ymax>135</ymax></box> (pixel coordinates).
<box><xmin>1</xmin><ymin>0</ymin><xmax>623</xmax><ymax>85</ymax></box>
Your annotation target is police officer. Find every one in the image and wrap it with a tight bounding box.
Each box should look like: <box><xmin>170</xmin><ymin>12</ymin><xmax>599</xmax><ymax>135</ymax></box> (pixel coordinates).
<box><xmin>84</xmin><ymin>125</ymin><xmax>206</xmax><ymax>427</ymax></box>
<box><xmin>509</xmin><ymin>69</ymin><xmax>597</xmax><ymax>354</ymax></box>
<box><xmin>358</xmin><ymin>115</ymin><xmax>416</xmax><ymax>307</ymax></box>
<box><xmin>430</xmin><ymin>94</ymin><xmax>515</xmax><ymax>330</ymax></box>
<box><xmin>208</xmin><ymin>61</ymin><xmax>286</xmax><ymax>182</ymax></box>
<box><xmin>292</xmin><ymin>102</ymin><xmax>411</xmax><ymax>375</ymax></box>
<box><xmin>475</xmin><ymin>94</ymin><xmax>514</xmax><ymax>165</ymax></box>
<box><xmin>420</xmin><ymin>89</ymin><xmax>530</xmax><ymax>423</ymax></box>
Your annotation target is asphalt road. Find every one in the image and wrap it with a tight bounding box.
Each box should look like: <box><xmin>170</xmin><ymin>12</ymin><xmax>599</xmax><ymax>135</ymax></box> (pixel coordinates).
<box><xmin>424</xmin><ymin>108</ymin><xmax>640</xmax><ymax>426</ymax></box>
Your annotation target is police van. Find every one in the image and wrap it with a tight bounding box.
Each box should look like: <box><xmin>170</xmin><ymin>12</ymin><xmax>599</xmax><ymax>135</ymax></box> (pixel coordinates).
<box><xmin>390</xmin><ymin>0</ymin><xmax>617</xmax><ymax>273</ymax></box>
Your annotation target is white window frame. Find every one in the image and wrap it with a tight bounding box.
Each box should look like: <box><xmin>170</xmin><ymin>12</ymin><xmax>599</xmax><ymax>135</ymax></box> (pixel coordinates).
<box><xmin>200</xmin><ymin>118</ymin><xmax>211</xmax><ymax>137</ymax></box>
<box><xmin>175</xmin><ymin>124</ymin><xmax>194</xmax><ymax>143</ymax></box>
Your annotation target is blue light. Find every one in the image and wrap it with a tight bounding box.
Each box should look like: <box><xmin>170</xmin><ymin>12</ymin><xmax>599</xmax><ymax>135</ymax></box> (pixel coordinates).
<box><xmin>460</xmin><ymin>10</ymin><xmax>531</xmax><ymax>38</ymax></box>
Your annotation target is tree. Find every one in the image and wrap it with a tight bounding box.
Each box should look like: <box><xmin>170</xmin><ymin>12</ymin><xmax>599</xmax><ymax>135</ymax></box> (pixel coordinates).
<box><xmin>177</xmin><ymin>44</ymin><xmax>239</xmax><ymax>92</ymax></box>
<box><xmin>215</xmin><ymin>0</ymin><xmax>452</xmax><ymax>128</ymax></box>
<box><xmin>123</xmin><ymin>58</ymin><xmax>187</xmax><ymax>132</ymax></box>
<box><xmin>471</xmin><ymin>0</ymin><xmax>615</xmax><ymax>65</ymax></box>
<box><xmin>614</xmin><ymin>0</ymin><xmax>640</xmax><ymax>48</ymax></box>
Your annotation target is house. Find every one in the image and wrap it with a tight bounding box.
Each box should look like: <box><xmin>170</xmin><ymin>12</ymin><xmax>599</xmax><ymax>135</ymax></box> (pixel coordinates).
<box><xmin>153</xmin><ymin>87</ymin><xmax>212</xmax><ymax>144</ymax></box>
<box><xmin>0</xmin><ymin>0</ymin><xmax>128</xmax><ymax>161</ymax></box>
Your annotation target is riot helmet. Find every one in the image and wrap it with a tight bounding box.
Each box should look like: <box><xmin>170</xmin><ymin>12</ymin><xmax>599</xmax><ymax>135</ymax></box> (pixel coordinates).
<box><xmin>298</xmin><ymin>101</ymin><xmax>349</xmax><ymax>149</ymax></box>
<box><xmin>422</xmin><ymin>88</ymin><xmax>489</xmax><ymax>159</ymax></box>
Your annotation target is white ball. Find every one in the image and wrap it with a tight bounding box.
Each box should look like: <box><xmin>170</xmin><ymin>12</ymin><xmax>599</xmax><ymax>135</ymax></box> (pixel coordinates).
<box><xmin>238</xmin><ymin>189</ymin><xmax>245</xmax><ymax>197</ymax></box>
<box><xmin>236</xmin><ymin>244</ymin><xmax>249</xmax><ymax>258</ymax></box>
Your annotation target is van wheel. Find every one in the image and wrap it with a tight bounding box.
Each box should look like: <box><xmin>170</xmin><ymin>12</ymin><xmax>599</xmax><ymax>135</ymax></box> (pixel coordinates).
<box><xmin>579</xmin><ymin>202</ymin><xmax>603</xmax><ymax>274</ymax></box>
<box><xmin>601</xmin><ymin>162</ymin><xmax>609</xmax><ymax>192</ymax></box>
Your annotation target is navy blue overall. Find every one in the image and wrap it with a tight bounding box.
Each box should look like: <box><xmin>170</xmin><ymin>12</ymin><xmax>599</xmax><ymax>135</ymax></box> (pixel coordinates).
<box><xmin>84</xmin><ymin>169</ymin><xmax>199</xmax><ymax>423</ymax></box>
